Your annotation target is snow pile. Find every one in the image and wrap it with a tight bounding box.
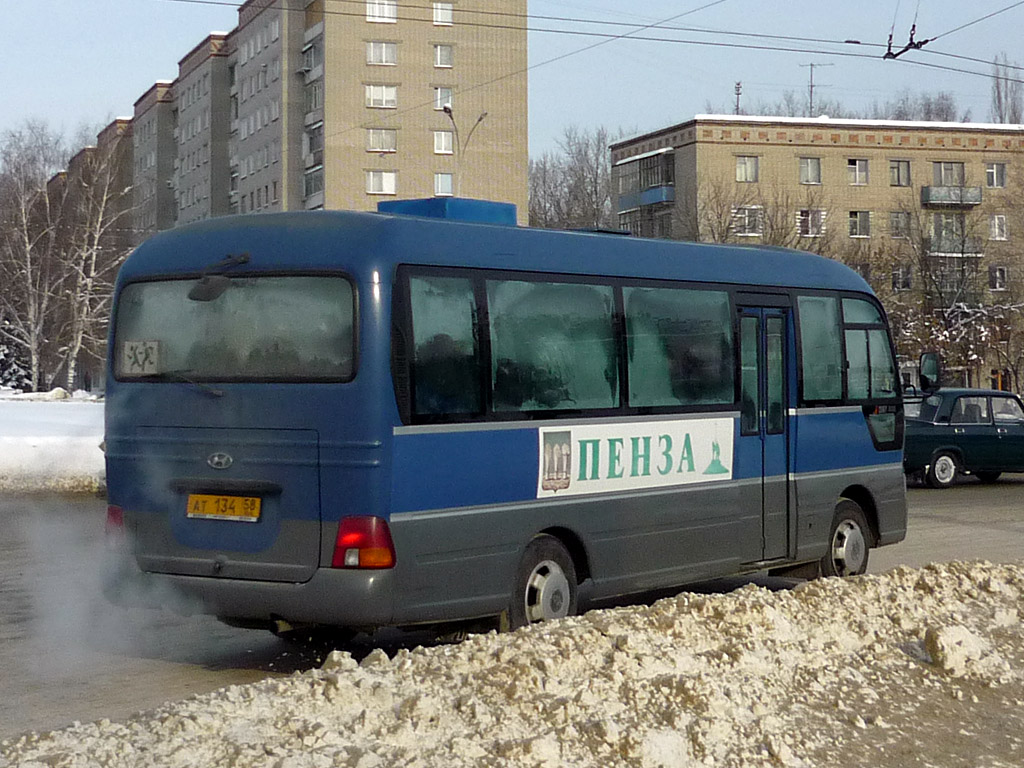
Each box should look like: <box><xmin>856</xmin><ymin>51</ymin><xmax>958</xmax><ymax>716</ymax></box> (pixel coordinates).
<box><xmin>4</xmin><ymin>560</ymin><xmax>1023</xmax><ymax>767</ymax></box>
<box><xmin>0</xmin><ymin>393</ymin><xmax>104</xmax><ymax>493</ymax></box>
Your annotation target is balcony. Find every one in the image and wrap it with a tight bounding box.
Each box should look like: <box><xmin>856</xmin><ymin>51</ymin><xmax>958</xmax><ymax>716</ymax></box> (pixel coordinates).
<box><xmin>925</xmin><ymin>236</ymin><xmax>983</xmax><ymax>255</ymax></box>
<box><xmin>920</xmin><ymin>186</ymin><xmax>982</xmax><ymax>206</ymax></box>
<box><xmin>617</xmin><ymin>185</ymin><xmax>675</xmax><ymax>214</ymax></box>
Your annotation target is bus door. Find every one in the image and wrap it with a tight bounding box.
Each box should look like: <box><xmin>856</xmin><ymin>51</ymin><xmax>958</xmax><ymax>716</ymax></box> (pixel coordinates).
<box><xmin>738</xmin><ymin>305</ymin><xmax>790</xmax><ymax>561</ymax></box>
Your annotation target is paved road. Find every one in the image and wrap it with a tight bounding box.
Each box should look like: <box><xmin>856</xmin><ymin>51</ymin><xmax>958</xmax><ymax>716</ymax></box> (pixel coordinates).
<box><xmin>1</xmin><ymin>479</ymin><xmax>1022</xmax><ymax>739</ymax></box>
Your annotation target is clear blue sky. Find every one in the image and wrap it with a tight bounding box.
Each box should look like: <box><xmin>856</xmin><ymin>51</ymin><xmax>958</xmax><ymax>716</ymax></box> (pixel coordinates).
<box><xmin>2</xmin><ymin>0</ymin><xmax>1020</xmax><ymax>155</ymax></box>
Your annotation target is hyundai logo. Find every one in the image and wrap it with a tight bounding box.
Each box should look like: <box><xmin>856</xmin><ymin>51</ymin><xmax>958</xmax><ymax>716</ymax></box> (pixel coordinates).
<box><xmin>207</xmin><ymin>452</ymin><xmax>233</xmax><ymax>470</ymax></box>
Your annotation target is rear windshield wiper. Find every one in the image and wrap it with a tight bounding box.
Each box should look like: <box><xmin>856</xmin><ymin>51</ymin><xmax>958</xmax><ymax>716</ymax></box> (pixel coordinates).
<box><xmin>142</xmin><ymin>369</ymin><xmax>224</xmax><ymax>397</ymax></box>
<box><xmin>188</xmin><ymin>253</ymin><xmax>250</xmax><ymax>302</ymax></box>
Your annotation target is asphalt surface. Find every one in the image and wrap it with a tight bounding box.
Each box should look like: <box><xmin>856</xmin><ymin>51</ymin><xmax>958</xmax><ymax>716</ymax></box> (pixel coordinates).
<box><xmin>1</xmin><ymin>477</ymin><xmax>1022</xmax><ymax>738</ymax></box>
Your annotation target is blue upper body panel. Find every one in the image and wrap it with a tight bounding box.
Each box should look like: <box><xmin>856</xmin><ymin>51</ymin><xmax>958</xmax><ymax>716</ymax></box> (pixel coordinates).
<box><xmin>115</xmin><ymin>209</ymin><xmax>873</xmax><ymax>295</ymax></box>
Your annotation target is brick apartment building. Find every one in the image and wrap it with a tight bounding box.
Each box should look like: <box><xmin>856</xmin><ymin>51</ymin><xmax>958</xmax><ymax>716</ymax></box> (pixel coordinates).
<box><xmin>125</xmin><ymin>0</ymin><xmax>528</xmax><ymax>239</ymax></box>
<box><xmin>611</xmin><ymin>115</ymin><xmax>1024</xmax><ymax>389</ymax></box>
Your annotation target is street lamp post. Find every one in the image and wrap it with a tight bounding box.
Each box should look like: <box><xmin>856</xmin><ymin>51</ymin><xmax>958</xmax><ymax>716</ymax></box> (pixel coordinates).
<box><xmin>442</xmin><ymin>105</ymin><xmax>487</xmax><ymax>197</ymax></box>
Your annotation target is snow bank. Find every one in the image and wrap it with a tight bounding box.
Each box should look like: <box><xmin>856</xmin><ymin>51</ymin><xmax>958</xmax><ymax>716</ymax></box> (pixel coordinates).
<box><xmin>3</xmin><ymin>560</ymin><xmax>1023</xmax><ymax>767</ymax></box>
<box><xmin>0</xmin><ymin>395</ymin><xmax>104</xmax><ymax>493</ymax></box>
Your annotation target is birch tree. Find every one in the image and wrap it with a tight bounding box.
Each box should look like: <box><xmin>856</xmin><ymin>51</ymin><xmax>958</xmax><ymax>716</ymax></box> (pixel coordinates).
<box><xmin>0</xmin><ymin>122</ymin><xmax>70</xmax><ymax>391</ymax></box>
<box><xmin>58</xmin><ymin>129</ymin><xmax>133</xmax><ymax>390</ymax></box>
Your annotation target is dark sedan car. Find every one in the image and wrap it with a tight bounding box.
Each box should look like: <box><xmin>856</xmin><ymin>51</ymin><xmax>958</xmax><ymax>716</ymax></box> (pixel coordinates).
<box><xmin>904</xmin><ymin>388</ymin><xmax>1024</xmax><ymax>488</ymax></box>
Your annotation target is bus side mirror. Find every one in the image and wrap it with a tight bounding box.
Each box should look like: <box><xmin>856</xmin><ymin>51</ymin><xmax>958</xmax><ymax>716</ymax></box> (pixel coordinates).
<box><xmin>919</xmin><ymin>352</ymin><xmax>940</xmax><ymax>393</ymax></box>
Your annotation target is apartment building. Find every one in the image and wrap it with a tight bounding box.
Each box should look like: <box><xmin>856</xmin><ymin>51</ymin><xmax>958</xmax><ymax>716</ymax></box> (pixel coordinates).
<box><xmin>301</xmin><ymin>0</ymin><xmax>528</xmax><ymax>217</ymax></box>
<box><xmin>176</xmin><ymin>34</ymin><xmax>233</xmax><ymax>226</ymax></box>
<box><xmin>133</xmin><ymin>81</ymin><xmax>177</xmax><ymax>241</ymax></box>
<box><xmin>611</xmin><ymin>115</ymin><xmax>1024</xmax><ymax>387</ymax></box>
<box><xmin>126</xmin><ymin>0</ymin><xmax>528</xmax><ymax>232</ymax></box>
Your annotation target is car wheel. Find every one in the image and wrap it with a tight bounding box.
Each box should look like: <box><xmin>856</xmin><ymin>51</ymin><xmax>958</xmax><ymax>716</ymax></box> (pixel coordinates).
<box><xmin>508</xmin><ymin>534</ymin><xmax>577</xmax><ymax>630</ymax></box>
<box><xmin>926</xmin><ymin>451</ymin><xmax>959</xmax><ymax>489</ymax></box>
<box><xmin>975</xmin><ymin>471</ymin><xmax>1002</xmax><ymax>484</ymax></box>
<box><xmin>820</xmin><ymin>499</ymin><xmax>871</xmax><ymax>578</ymax></box>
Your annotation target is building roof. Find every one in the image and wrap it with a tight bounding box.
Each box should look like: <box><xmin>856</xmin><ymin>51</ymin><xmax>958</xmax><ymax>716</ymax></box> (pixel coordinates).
<box><xmin>611</xmin><ymin>113</ymin><xmax>1024</xmax><ymax>151</ymax></box>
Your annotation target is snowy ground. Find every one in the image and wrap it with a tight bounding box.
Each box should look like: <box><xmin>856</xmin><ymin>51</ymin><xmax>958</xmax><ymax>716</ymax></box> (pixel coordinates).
<box><xmin>1</xmin><ymin>392</ymin><xmax>1023</xmax><ymax>767</ymax></box>
<box><xmin>0</xmin><ymin>388</ymin><xmax>104</xmax><ymax>493</ymax></box>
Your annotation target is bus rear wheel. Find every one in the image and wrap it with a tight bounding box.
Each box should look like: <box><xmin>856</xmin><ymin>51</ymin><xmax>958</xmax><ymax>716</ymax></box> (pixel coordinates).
<box><xmin>820</xmin><ymin>499</ymin><xmax>871</xmax><ymax>577</ymax></box>
<box><xmin>509</xmin><ymin>535</ymin><xmax>577</xmax><ymax>629</ymax></box>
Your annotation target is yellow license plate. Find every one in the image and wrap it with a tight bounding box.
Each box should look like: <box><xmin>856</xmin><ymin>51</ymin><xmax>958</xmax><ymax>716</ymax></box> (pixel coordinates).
<box><xmin>186</xmin><ymin>494</ymin><xmax>261</xmax><ymax>522</ymax></box>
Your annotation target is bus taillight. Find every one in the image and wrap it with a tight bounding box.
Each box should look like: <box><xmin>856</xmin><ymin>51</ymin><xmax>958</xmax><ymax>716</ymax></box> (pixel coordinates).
<box><xmin>332</xmin><ymin>516</ymin><xmax>396</xmax><ymax>569</ymax></box>
<box><xmin>105</xmin><ymin>505</ymin><xmax>126</xmax><ymax>549</ymax></box>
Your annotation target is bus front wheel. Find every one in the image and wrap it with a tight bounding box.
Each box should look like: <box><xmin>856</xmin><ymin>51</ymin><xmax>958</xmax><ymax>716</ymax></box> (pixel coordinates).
<box><xmin>820</xmin><ymin>499</ymin><xmax>871</xmax><ymax>577</ymax></box>
<box><xmin>509</xmin><ymin>535</ymin><xmax>578</xmax><ymax>629</ymax></box>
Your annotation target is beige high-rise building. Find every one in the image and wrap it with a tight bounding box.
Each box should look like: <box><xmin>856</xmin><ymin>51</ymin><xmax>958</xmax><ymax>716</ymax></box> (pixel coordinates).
<box><xmin>611</xmin><ymin>114</ymin><xmax>1024</xmax><ymax>388</ymax></box>
<box><xmin>133</xmin><ymin>82</ymin><xmax>177</xmax><ymax>241</ymax></box>
<box><xmin>226</xmin><ymin>0</ymin><xmax>528</xmax><ymax>220</ymax></box>
<box><xmin>176</xmin><ymin>34</ymin><xmax>233</xmax><ymax>226</ymax></box>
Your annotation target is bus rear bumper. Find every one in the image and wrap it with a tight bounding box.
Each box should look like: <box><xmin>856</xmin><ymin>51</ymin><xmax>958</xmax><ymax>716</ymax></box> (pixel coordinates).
<box><xmin>105</xmin><ymin>562</ymin><xmax>396</xmax><ymax>628</ymax></box>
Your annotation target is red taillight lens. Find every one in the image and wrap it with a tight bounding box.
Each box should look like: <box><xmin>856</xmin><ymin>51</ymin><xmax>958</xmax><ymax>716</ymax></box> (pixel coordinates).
<box><xmin>332</xmin><ymin>516</ymin><xmax>396</xmax><ymax>569</ymax></box>
<box><xmin>105</xmin><ymin>505</ymin><xmax>126</xmax><ymax>548</ymax></box>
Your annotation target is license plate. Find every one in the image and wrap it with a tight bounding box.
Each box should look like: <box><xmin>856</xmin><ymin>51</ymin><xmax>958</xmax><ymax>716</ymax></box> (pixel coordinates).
<box><xmin>186</xmin><ymin>494</ymin><xmax>261</xmax><ymax>522</ymax></box>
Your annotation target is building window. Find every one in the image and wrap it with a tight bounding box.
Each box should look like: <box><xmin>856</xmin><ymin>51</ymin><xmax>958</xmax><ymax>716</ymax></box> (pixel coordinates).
<box><xmin>305</xmin><ymin>122</ymin><xmax>324</xmax><ymax>167</ymax></box>
<box><xmin>735</xmin><ymin>156</ymin><xmax>758</xmax><ymax>183</ymax></box>
<box><xmin>889</xmin><ymin>160</ymin><xmax>911</xmax><ymax>187</ymax></box>
<box><xmin>892</xmin><ymin>265</ymin><xmax>912</xmax><ymax>291</ymax></box>
<box><xmin>890</xmin><ymin>211</ymin><xmax>911</xmax><ymax>238</ymax></box>
<box><xmin>847</xmin><ymin>158</ymin><xmax>869</xmax><ymax>185</ymax></box>
<box><xmin>434</xmin><ymin>172</ymin><xmax>453</xmax><ymax>196</ymax></box>
<box><xmin>366</xmin><ymin>128</ymin><xmax>397</xmax><ymax>152</ymax></box>
<box><xmin>305</xmin><ymin>79</ymin><xmax>324</xmax><ymax>112</ymax></box>
<box><xmin>303</xmin><ymin>37</ymin><xmax>324</xmax><ymax>71</ymax></box>
<box><xmin>433</xmin><ymin>2</ymin><xmax>453</xmax><ymax>24</ymax></box>
<box><xmin>433</xmin><ymin>87</ymin><xmax>453</xmax><ymax>110</ymax></box>
<box><xmin>799</xmin><ymin>157</ymin><xmax>821</xmax><ymax>185</ymax></box>
<box><xmin>797</xmin><ymin>209</ymin><xmax>825</xmax><ymax>237</ymax></box>
<box><xmin>304</xmin><ymin>167</ymin><xmax>324</xmax><ymax>198</ymax></box>
<box><xmin>366</xmin><ymin>170</ymin><xmax>397</xmax><ymax>194</ymax></box>
<box><xmin>731</xmin><ymin>206</ymin><xmax>762</xmax><ymax>236</ymax></box>
<box><xmin>990</xmin><ymin>265</ymin><xmax>1008</xmax><ymax>291</ymax></box>
<box><xmin>434</xmin><ymin>44</ymin><xmax>453</xmax><ymax>68</ymax></box>
<box><xmin>849</xmin><ymin>210</ymin><xmax>871</xmax><ymax>237</ymax></box>
<box><xmin>366</xmin><ymin>84</ymin><xmax>398</xmax><ymax>108</ymax></box>
<box><xmin>367</xmin><ymin>41</ymin><xmax>397</xmax><ymax>65</ymax></box>
<box><xmin>990</xmin><ymin>214</ymin><xmax>1008</xmax><ymax>241</ymax></box>
<box><xmin>367</xmin><ymin>0</ymin><xmax>397</xmax><ymax>22</ymax></box>
<box><xmin>986</xmin><ymin>162</ymin><xmax>1006</xmax><ymax>188</ymax></box>
<box><xmin>433</xmin><ymin>130</ymin><xmax>453</xmax><ymax>154</ymax></box>
<box><xmin>933</xmin><ymin>161</ymin><xmax>965</xmax><ymax>186</ymax></box>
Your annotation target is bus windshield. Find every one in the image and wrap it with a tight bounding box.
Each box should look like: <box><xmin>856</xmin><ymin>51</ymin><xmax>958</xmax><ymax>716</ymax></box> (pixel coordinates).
<box><xmin>114</xmin><ymin>275</ymin><xmax>354</xmax><ymax>381</ymax></box>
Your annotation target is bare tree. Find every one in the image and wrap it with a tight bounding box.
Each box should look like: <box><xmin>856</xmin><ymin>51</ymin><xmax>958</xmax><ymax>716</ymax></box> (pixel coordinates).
<box><xmin>990</xmin><ymin>52</ymin><xmax>1024</xmax><ymax>124</ymax></box>
<box><xmin>0</xmin><ymin>121</ymin><xmax>71</xmax><ymax>391</ymax></box>
<box><xmin>57</xmin><ymin>127</ymin><xmax>133</xmax><ymax>390</ymax></box>
<box><xmin>528</xmin><ymin>126</ymin><xmax>628</xmax><ymax>230</ymax></box>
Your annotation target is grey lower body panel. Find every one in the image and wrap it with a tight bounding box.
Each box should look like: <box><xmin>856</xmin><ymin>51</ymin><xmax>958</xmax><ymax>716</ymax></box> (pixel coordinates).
<box><xmin>793</xmin><ymin>463</ymin><xmax>907</xmax><ymax>562</ymax></box>
<box><xmin>107</xmin><ymin>559</ymin><xmax>397</xmax><ymax>627</ymax></box>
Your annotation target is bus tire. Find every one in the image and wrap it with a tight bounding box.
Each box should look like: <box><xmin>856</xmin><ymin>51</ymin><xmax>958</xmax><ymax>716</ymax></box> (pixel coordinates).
<box><xmin>926</xmin><ymin>451</ymin><xmax>959</xmax><ymax>489</ymax></box>
<box><xmin>820</xmin><ymin>499</ymin><xmax>870</xmax><ymax>578</ymax></box>
<box><xmin>509</xmin><ymin>535</ymin><xmax>577</xmax><ymax>629</ymax></box>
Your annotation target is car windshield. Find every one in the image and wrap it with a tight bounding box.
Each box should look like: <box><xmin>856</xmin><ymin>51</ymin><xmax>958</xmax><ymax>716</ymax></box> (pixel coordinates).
<box><xmin>114</xmin><ymin>275</ymin><xmax>355</xmax><ymax>381</ymax></box>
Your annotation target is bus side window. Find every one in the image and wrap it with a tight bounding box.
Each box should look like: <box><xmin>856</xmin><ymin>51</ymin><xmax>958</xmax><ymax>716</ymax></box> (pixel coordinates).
<box><xmin>623</xmin><ymin>286</ymin><xmax>734</xmax><ymax>408</ymax></box>
<box><xmin>487</xmin><ymin>280</ymin><xmax>618</xmax><ymax>412</ymax></box>
<box><xmin>409</xmin><ymin>275</ymin><xmax>482</xmax><ymax>416</ymax></box>
<box><xmin>797</xmin><ymin>295</ymin><xmax>842</xmax><ymax>402</ymax></box>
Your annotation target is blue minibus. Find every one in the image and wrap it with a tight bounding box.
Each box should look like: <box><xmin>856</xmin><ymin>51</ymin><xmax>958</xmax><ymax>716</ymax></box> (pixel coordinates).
<box><xmin>104</xmin><ymin>198</ymin><xmax>906</xmax><ymax>634</ymax></box>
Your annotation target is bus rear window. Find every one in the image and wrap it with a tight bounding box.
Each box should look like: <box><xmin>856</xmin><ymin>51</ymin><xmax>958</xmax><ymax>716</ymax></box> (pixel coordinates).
<box><xmin>115</xmin><ymin>275</ymin><xmax>355</xmax><ymax>381</ymax></box>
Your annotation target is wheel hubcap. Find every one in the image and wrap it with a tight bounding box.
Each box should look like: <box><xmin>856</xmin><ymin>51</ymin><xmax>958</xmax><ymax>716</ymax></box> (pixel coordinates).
<box><xmin>831</xmin><ymin>520</ymin><xmax>866</xmax><ymax>576</ymax></box>
<box><xmin>934</xmin><ymin>456</ymin><xmax>956</xmax><ymax>484</ymax></box>
<box><xmin>524</xmin><ymin>559</ymin><xmax>570</xmax><ymax>623</ymax></box>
